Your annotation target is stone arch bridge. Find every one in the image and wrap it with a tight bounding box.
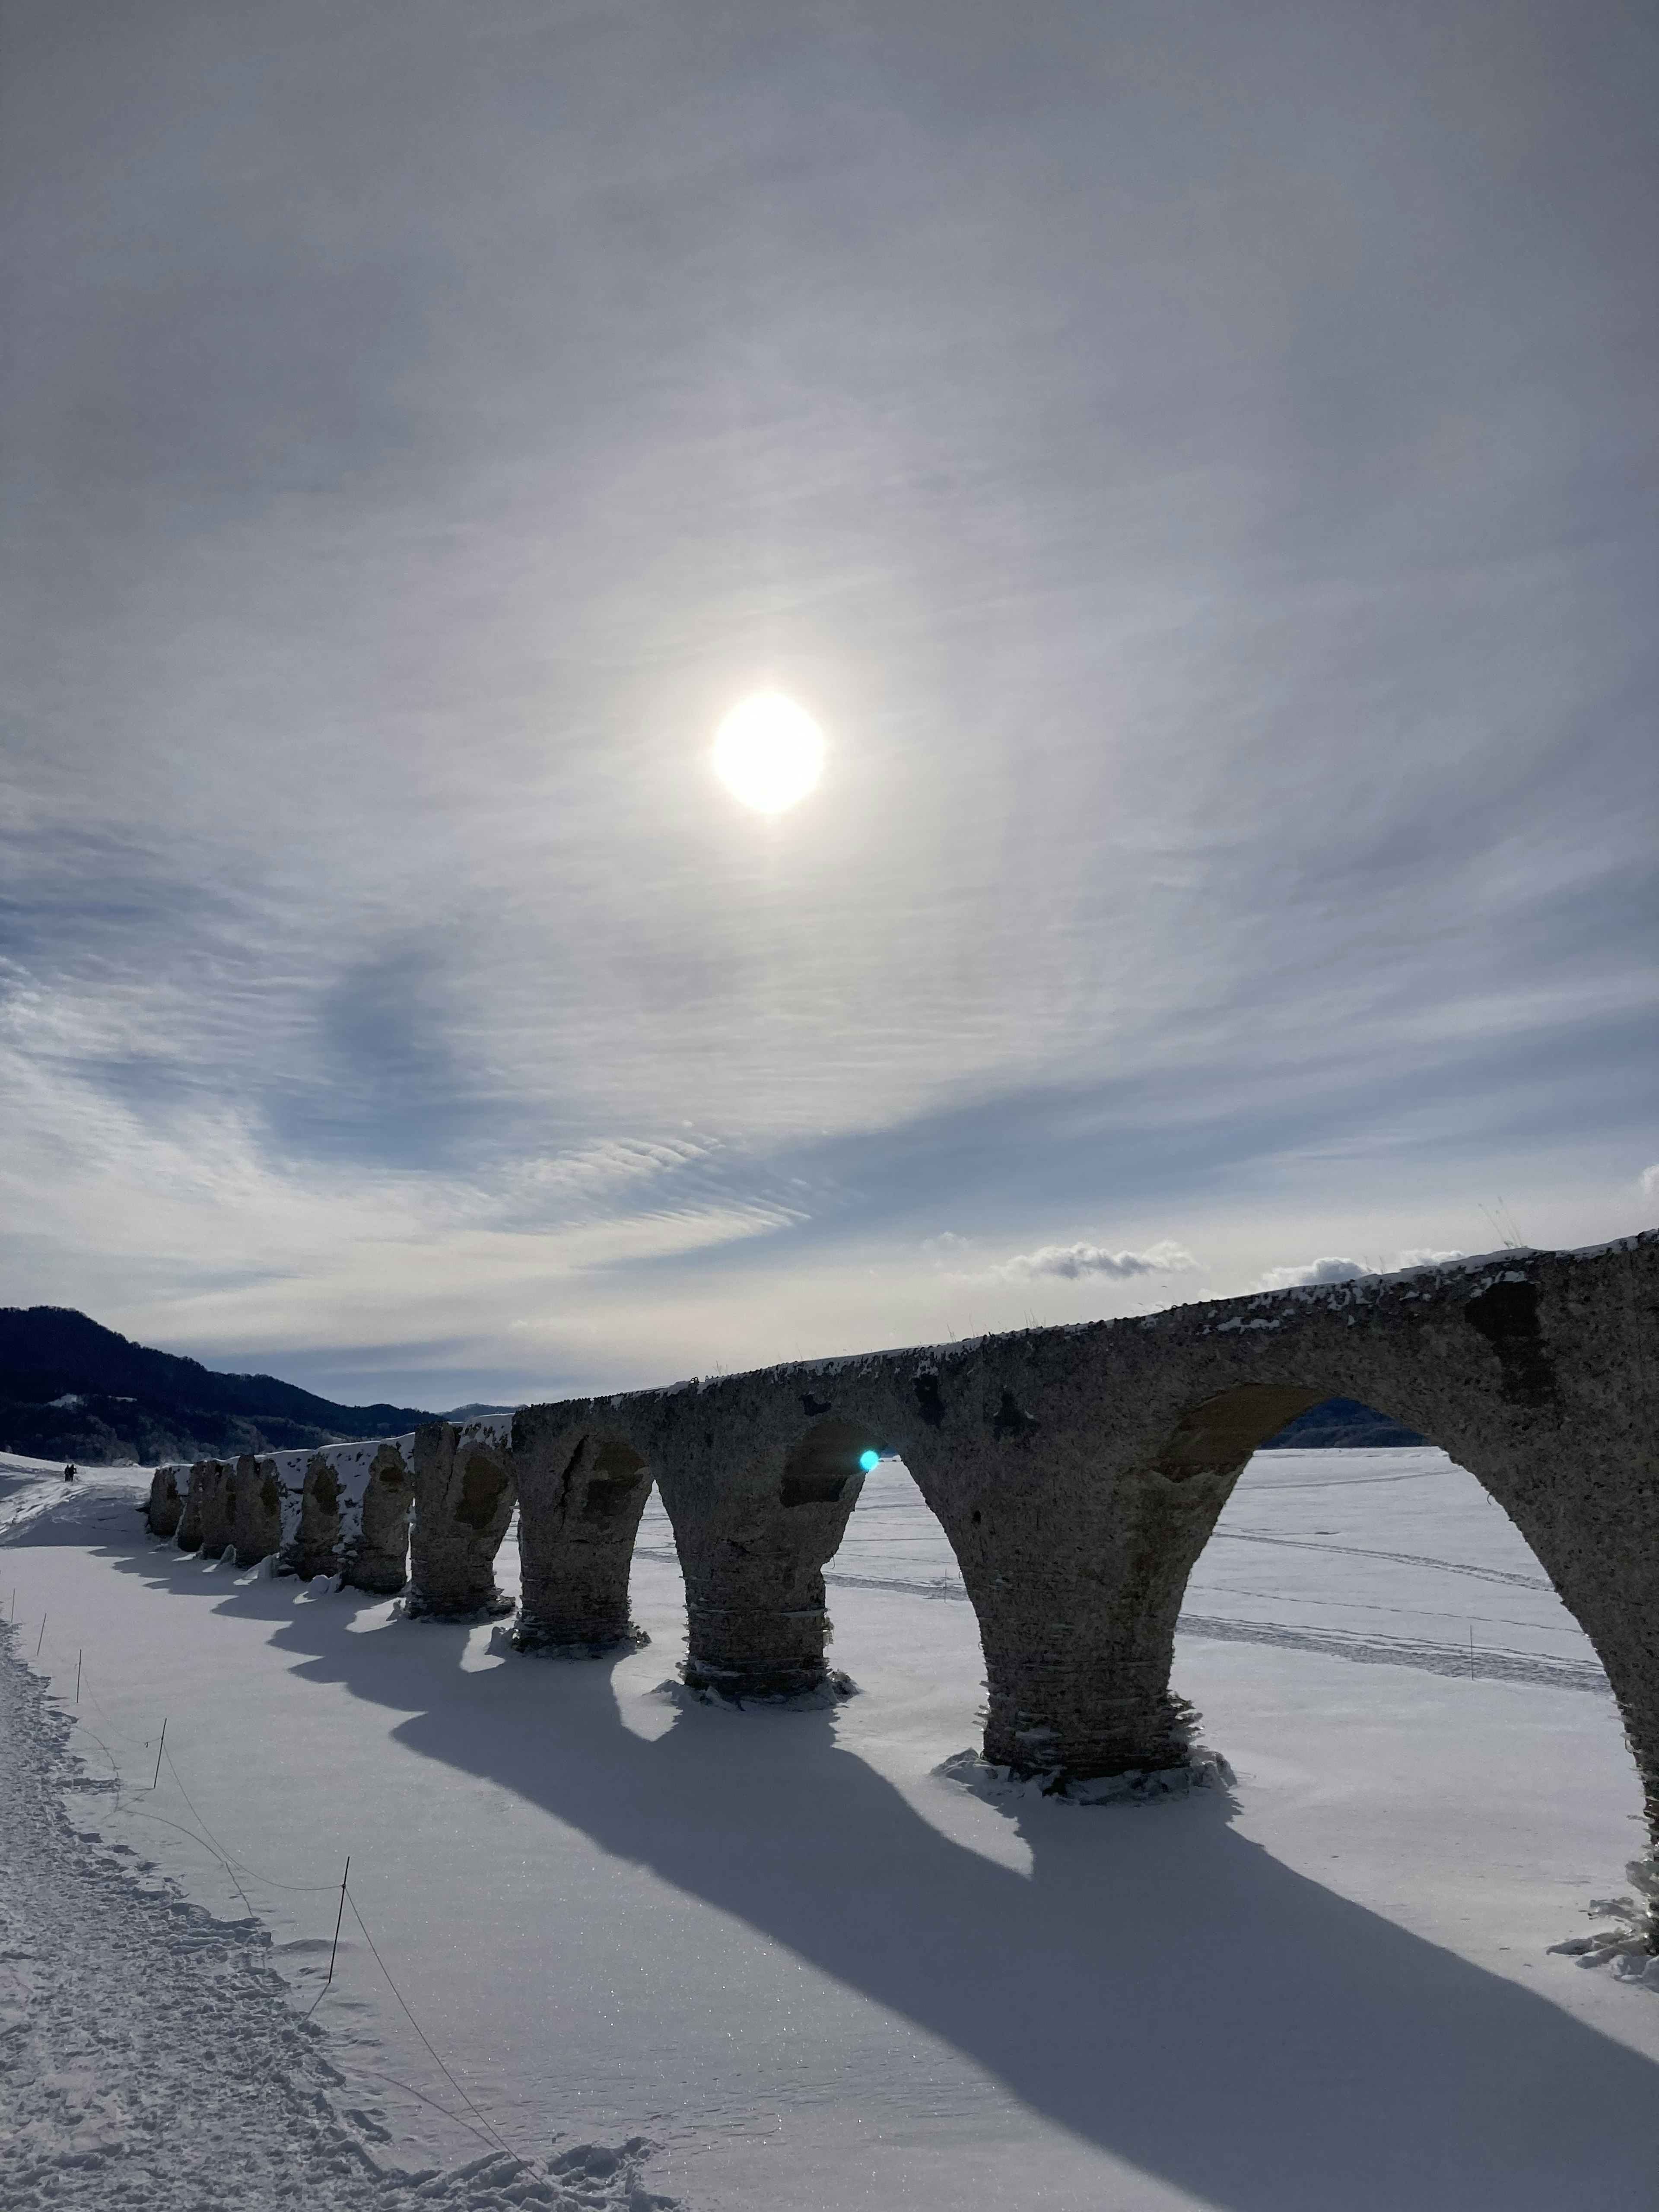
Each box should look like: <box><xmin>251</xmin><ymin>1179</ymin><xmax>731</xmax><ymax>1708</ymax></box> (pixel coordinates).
<box><xmin>148</xmin><ymin>1234</ymin><xmax>1659</xmax><ymax>1859</ymax></box>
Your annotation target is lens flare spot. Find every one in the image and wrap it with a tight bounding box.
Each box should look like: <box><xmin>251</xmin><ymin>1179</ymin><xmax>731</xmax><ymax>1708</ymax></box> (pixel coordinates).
<box><xmin>858</xmin><ymin>1450</ymin><xmax>880</xmax><ymax>1472</ymax></box>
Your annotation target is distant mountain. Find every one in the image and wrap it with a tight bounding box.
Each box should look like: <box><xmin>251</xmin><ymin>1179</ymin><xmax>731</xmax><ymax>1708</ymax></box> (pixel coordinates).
<box><xmin>0</xmin><ymin>1306</ymin><xmax>435</xmax><ymax>1467</ymax></box>
<box><xmin>1260</xmin><ymin>1395</ymin><xmax>1427</xmax><ymax>1449</ymax></box>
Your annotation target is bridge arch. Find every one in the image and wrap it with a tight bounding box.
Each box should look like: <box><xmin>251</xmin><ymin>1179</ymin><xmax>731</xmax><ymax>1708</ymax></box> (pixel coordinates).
<box><xmin>872</xmin><ymin>1243</ymin><xmax>1657</xmax><ymax>1875</ymax></box>
<box><xmin>975</xmin><ymin>1373</ymin><xmax>1611</xmax><ymax>1786</ymax></box>
<box><xmin>810</xmin><ymin>1448</ymin><xmax>986</xmax><ymax>1701</ymax></box>
<box><xmin>1173</xmin><ymin>1412</ymin><xmax>1603</xmax><ymax>1701</ymax></box>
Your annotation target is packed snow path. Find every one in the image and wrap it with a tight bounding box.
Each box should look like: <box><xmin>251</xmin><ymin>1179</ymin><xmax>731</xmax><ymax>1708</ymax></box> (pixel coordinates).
<box><xmin>0</xmin><ymin>1619</ymin><xmax>680</xmax><ymax>2212</ymax></box>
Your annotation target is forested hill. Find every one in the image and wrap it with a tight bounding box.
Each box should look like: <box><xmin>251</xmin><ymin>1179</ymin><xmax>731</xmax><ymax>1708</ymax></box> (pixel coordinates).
<box><xmin>0</xmin><ymin>1306</ymin><xmax>434</xmax><ymax>1467</ymax></box>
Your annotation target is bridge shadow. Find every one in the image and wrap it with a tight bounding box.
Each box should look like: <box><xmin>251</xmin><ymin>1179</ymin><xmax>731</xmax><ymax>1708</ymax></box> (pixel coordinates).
<box><xmin>94</xmin><ymin>1526</ymin><xmax>1659</xmax><ymax>2212</ymax></box>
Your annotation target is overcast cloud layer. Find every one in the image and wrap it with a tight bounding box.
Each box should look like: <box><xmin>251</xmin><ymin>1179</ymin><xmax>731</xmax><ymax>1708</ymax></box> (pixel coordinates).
<box><xmin>3</xmin><ymin>0</ymin><xmax>1655</xmax><ymax>1405</ymax></box>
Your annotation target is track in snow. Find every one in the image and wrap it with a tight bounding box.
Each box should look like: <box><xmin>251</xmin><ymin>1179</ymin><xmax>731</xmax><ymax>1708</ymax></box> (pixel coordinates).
<box><xmin>1173</xmin><ymin>1613</ymin><xmax>1609</xmax><ymax>1692</ymax></box>
<box><xmin>643</xmin><ymin>1495</ymin><xmax>1606</xmax><ymax>1694</ymax></box>
<box><xmin>0</xmin><ymin>1620</ymin><xmax>682</xmax><ymax>2212</ymax></box>
<box><xmin>641</xmin><ymin>1558</ymin><xmax>1612</xmax><ymax>1696</ymax></box>
<box><xmin>1206</xmin><ymin>1527</ymin><xmax>1554</xmax><ymax>1592</ymax></box>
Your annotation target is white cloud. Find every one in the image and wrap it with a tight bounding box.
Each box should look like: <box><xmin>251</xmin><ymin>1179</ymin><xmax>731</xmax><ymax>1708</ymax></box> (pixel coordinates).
<box><xmin>921</xmin><ymin>1232</ymin><xmax>973</xmax><ymax>1256</ymax></box>
<box><xmin>996</xmin><ymin>1239</ymin><xmax>1200</xmax><ymax>1283</ymax></box>
<box><xmin>1257</xmin><ymin>1256</ymin><xmax>1368</xmax><ymax>1291</ymax></box>
<box><xmin>1396</xmin><ymin>1248</ymin><xmax>1464</xmax><ymax>1269</ymax></box>
<box><xmin>1640</xmin><ymin>1165</ymin><xmax>1659</xmax><ymax>1202</ymax></box>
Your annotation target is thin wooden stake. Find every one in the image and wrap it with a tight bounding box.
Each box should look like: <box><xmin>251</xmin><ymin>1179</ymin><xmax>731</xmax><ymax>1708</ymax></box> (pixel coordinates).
<box><xmin>75</xmin><ymin>1650</ymin><xmax>82</xmax><ymax>1703</ymax></box>
<box><xmin>35</xmin><ymin>1613</ymin><xmax>45</xmax><ymax>1656</ymax></box>
<box><xmin>324</xmin><ymin>1858</ymin><xmax>351</xmax><ymax>1990</ymax></box>
<box><xmin>301</xmin><ymin>1857</ymin><xmax>353</xmax><ymax>2022</ymax></box>
<box><xmin>151</xmin><ymin>1717</ymin><xmax>167</xmax><ymax>1790</ymax></box>
<box><xmin>1468</xmin><ymin>1624</ymin><xmax>1475</xmax><ymax>1680</ymax></box>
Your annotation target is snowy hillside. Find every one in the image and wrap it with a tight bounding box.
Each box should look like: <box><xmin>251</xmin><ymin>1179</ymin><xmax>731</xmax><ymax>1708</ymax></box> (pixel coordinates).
<box><xmin>3</xmin><ymin>1444</ymin><xmax>1658</xmax><ymax>2210</ymax></box>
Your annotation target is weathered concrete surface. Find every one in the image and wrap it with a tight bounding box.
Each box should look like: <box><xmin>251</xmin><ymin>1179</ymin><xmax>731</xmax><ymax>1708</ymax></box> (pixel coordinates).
<box><xmin>406</xmin><ymin>1422</ymin><xmax>515</xmax><ymax>1616</ymax></box>
<box><xmin>226</xmin><ymin>1454</ymin><xmax>284</xmax><ymax>1569</ymax></box>
<box><xmin>506</xmin><ymin>1392</ymin><xmax>874</xmax><ymax>1692</ymax></box>
<box><xmin>660</xmin><ymin>1403</ymin><xmax>870</xmax><ymax>1697</ymax></box>
<box><xmin>499</xmin><ymin>1234</ymin><xmax>1657</xmax><ymax>1869</ymax></box>
<box><xmin>345</xmin><ymin>1440</ymin><xmax>417</xmax><ymax>1594</ymax></box>
<box><xmin>510</xmin><ymin>1408</ymin><xmax>654</xmax><ymax>1650</ymax></box>
<box><xmin>173</xmin><ymin>1463</ymin><xmax>205</xmax><ymax>1553</ymax></box>
<box><xmin>149</xmin><ymin>1439</ymin><xmax>413</xmax><ymax>1588</ymax></box>
<box><xmin>144</xmin><ymin>1464</ymin><xmax>186</xmax><ymax>1540</ymax></box>
<box><xmin>191</xmin><ymin>1459</ymin><xmax>236</xmax><ymax>1561</ymax></box>
<box><xmin>283</xmin><ymin>1452</ymin><xmax>344</xmax><ymax>1581</ymax></box>
<box><xmin>158</xmin><ymin>1457</ymin><xmax>267</xmax><ymax>1563</ymax></box>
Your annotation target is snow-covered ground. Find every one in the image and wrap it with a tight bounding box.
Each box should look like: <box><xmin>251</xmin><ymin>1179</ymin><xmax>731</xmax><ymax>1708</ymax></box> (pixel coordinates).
<box><xmin>3</xmin><ymin>1444</ymin><xmax>1658</xmax><ymax>2211</ymax></box>
<box><xmin>0</xmin><ymin>1621</ymin><xmax>677</xmax><ymax>2212</ymax></box>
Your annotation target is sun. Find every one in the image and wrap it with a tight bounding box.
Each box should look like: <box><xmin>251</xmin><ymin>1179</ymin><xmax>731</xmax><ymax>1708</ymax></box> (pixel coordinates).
<box><xmin>712</xmin><ymin>693</ymin><xmax>824</xmax><ymax>814</ymax></box>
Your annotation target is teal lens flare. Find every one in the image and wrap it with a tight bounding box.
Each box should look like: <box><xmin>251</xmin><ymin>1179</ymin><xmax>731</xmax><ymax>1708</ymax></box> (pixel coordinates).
<box><xmin>858</xmin><ymin>1449</ymin><xmax>880</xmax><ymax>1472</ymax></box>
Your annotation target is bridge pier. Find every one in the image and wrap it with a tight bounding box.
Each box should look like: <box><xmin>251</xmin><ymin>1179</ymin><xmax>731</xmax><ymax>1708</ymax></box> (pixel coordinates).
<box><xmin>659</xmin><ymin>1404</ymin><xmax>872</xmax><ymax>1697</ymax></box>
<box><xmin>345</xmin><ymin>1440</ymin><xmax>417</xmax><ymax>1594</ymax></box>
<box><xmin>145</xmin><ymin>1465</ymin><xmax>187</xmax><ymax>1540</ymax></box>
<box><xmin>227</xmin><ymin>1454</ymin><xmax>283</xmax><ymax>1568</ymax></box>
<box><xmin>908</xmin><ymin>1384</ymin><xmax>1326</xmax><ymax>1777</ymax></box>
<box><xmin>283</xmin><ymin>1452</ymin><xmax>343</xmax><ymax>1580</ymax></box>
<box><xmin>406</xmin><ymin>1424</ymin><xmax>514</xmax><ymax>1615</ymax></box>
<box><xmin>173</xmin><ymin>1462</ymin><xmax>205</xmax><ymax>1551</ymax></box>
<box><xmin>193</xmin><ymin>1460</ymin><xmax>235</xmax><ymax>1560</ymax></box>
<box><xmin>511</xmin><ymin>1407</ymin><xmax>655</xmax><ymax>1650</ymax></box>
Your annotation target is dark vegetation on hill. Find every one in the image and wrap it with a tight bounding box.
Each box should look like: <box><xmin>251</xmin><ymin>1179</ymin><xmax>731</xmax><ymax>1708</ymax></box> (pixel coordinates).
<box><xmin>0</xmin><ymin>1307</ymin><xmax>435</xmax><ymax>1465</ymax></box>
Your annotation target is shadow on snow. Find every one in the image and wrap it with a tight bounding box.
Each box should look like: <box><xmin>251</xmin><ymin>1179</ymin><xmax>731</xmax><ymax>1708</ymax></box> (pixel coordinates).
<box><xmin>59</xmin><ymin>1514</ymin><xmax>1659</xmax><ymax>2212</ymax></box>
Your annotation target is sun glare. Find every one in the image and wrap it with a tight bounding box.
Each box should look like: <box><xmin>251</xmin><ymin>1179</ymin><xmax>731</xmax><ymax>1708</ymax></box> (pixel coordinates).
<box><xmin>713</xmin><ymin>693</ymin><xmax>824</xmax><ymax>814</ymax></box>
